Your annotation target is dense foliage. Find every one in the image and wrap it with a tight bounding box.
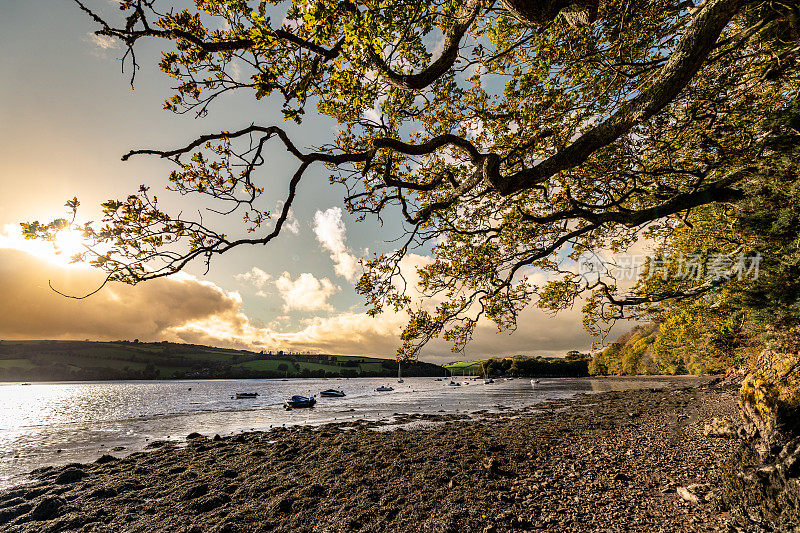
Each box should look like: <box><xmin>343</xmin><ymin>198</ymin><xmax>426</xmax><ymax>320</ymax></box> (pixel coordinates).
<box><xmin>22</xmin><ymin>0</ymin><xmax>800</xmax><ymax>361</ymax></box>
<box><xmin>482</xmin><ymin>352</ymin><xmax>590</xmax><ymax>377</ymax></box>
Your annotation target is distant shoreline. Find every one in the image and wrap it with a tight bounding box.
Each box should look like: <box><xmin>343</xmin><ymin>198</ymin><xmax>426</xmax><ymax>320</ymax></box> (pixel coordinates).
<box><xmin>1</xmin><ymin>373</ymin><xmax>707</xmax><ymax>384</ymax></box>
<box><xmin>0</xmin><ymin>340</ymin><xmax>446</xmax><ymax>381</ymax></box>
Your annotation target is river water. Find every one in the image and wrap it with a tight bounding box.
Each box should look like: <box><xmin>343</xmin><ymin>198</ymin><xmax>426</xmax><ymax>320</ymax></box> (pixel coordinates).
<box><xmin>0</xmin><ymin>376</ymin><xmax>697</xmax><ymax>489</ymax></box>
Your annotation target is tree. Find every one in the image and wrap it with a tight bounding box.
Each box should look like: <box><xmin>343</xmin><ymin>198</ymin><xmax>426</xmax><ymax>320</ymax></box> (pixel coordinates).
<box><xmin>23</xmin><ymin>0</ymin><xmax>799</xmax><ymax>362</ymax></box>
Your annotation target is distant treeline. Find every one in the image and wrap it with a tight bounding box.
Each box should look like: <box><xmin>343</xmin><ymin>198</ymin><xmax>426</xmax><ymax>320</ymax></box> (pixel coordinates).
<box><xmin>0</xmin><ymin>340</ymin><xmax>447</xmax><ymax>381</ymax></box>
<box><xmin>481</xmin><ymin>352</ymin><xmax>590</xmax><ymax>377</ymax></box>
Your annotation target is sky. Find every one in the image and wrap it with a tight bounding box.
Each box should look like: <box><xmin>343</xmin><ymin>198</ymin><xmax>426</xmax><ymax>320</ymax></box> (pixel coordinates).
<box><xmin>0</xmin><ymin>0</ymin><xmax>602</xmax><ymax>363</ymax></box>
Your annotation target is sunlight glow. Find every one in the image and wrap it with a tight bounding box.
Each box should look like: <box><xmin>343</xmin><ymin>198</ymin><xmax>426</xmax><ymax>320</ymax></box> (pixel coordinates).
<box><xmin>52</xmin><ymin>228</ymin><xmax>86</xmax><ymax>261</ymax></box>
<box><xmin>0</xmin><ymin>224</ymin><xmax>88</xmax><ymax>267</ymax></box>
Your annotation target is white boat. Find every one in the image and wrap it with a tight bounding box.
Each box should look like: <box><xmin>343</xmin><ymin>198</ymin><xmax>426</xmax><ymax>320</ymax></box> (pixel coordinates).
<box><xmin>397</xmin><ymin>361</ymin><xmax>404</xmax><ymax>383</ymax></box>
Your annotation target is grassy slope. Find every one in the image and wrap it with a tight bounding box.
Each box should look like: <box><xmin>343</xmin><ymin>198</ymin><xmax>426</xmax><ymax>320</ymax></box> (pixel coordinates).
<box><xmin>0</xmin><ymin>340</ymin><xmax>444</xmax><ymax>380</ymax></box>
<box><xmin>444</xmin><ymin>360</ymin><xmax>487</xmax><ymax>374</ymax></box>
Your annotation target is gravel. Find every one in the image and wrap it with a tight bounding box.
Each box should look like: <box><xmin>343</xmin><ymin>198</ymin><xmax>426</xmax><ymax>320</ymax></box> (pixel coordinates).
<box><xmin>0</xmin><ymin>379</ymin><xmax>740</xmax><ymax>532</ymax></box>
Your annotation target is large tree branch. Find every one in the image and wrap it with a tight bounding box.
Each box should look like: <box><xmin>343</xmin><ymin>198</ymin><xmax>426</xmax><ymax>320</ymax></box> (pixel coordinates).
<box><xmin>365</xmin><ymin>0</ymin><xmax>485</xmax><ymax>91</ymax></box>
<box><xmin>519</xmin><ymin>168</ymin><xmax>750</xmax><ymax>226</ymax></box>
<box><xmin>75</xmin><ymin>0</ymin><xmax>343</xmax><ymax>60</ymax></box>
<box><xmin>501</xmin><ymin>0</ymin><xmax>599</xmax><ymax>28</ymax></box>
<box><xmin>488</xmin><ymin>0</ymin><xmax>747</xmax><ymax>195</ymax></box>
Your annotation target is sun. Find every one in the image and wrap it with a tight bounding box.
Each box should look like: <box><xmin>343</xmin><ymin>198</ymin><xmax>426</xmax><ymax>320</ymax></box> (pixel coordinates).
<box><xmin>52</xmin><ymin>228</ymin><xmax>87</xmax><ymax>262</ymax></box>
<box><xmin>0</xmin><ymin>224</ymin><xmax>94</xmax><ymax>268</ymax></box>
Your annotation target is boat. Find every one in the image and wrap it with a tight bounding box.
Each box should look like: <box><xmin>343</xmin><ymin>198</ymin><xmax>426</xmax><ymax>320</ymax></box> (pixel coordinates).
<box><xmin>285</xmin><ymin>395</ymin><xmax>316</xmax><ymax>408</ymax></box>
<box><xmin>320</xmin><ymin>389</ymin><xmax>346</xmax><ymax>397</ymax></box>
<box><xmin>484</xmin><ymin>378</ymin><xmax>494</xmax><ymax>384</ymax></box>
<box><xmin>448</xmin><ymin>381</ymin><xmax>461</xmax><ymax>387</ymax></box>
<box><xmin>531</xmin><ymin>379</ymin><xmax>541</xmax><ymax>385</ymax></box>
<box><xmin>20</xmin><ymin>383</ymin><xmax>31</xmax><ymax>386</ymax></box>
<box><xmin>397</xmin><ymin>361</ymin><xmax>404</xmax><ymax>383</ymax></box>
<box><xmin>375</xmin><ymin>386</ymin><xmax>394</xmax><ymax>392</ymax></box>
<box><xmin>434</xmin><ymin>378</ymin><xmax>443</xmax><ymax>381</ymax></box>
<box><xmin>234</xmin><ymin>392</ymin><xmax>259</xmax><ymax>399</ymax></box>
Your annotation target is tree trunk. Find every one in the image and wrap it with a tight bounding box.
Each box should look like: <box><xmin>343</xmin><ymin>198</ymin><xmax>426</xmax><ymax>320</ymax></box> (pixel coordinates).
<box><xmin>500</xmin><ymin>0</ymin><xmax>599</xmax><ymax>27</ymax></box>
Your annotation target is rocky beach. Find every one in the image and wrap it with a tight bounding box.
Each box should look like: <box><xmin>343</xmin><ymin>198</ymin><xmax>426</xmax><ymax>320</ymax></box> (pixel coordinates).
<box><xmin>0</xmin><ymin>379</ymin><xmax>741</xmax><ymax>532</ymax></box>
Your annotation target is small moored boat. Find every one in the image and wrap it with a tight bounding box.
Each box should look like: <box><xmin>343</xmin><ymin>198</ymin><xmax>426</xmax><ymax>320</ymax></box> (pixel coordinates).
<box><xmin>448</xmin><ymin>381</ymin><xmax>461</xmax><ymax>387</ymax></box>
<box><xmin>320</xmin><ymin>389</ymin><xmax>346</xmax><ymax>397</ymax></box>
<box><xmin>375</xmin><ymin>386</ymin><xmax>393</xmax><ymax>392</ymax></box>
<box><xmin>484</xmin><ymin>378</ymin><xmax>494</xmax><ymax>384</ymax></box>
<box><xmin>234</xmin><ymin>392</ymin><xmax>259</xmax><ymax>399</ymax></box>
<box><xmin>285</xmin><ymin>395</ymin><xmax>316</xmax><ymax>408</ymax></box>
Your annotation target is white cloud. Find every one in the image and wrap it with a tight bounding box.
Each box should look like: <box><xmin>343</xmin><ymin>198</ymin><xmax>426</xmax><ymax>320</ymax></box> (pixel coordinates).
<box><xmin>275</xmin><ymin>271</ymin><xmax>338</xmax><ymax>312</ymax></box>
<box><xmin>0</xmin><ymin>234</ymin><xmax>598</xmax><ymax>363</ymax></box>
<box><xmin>87</xmin><ymin>33</ymin><xmax>119</xmax><ymax>50</ymax></box>
<box><xmin>313</xmin><ymin>206</ymin><xmax>360</xmax><ymax>281</ymax></box>
<box><xmin>284</xmin><ymin>208</ymin><xmax>300</xmax><ymax>235</ymax></box>
<box><xmin>229</xmin><ymin>61</ymin><xmax>243</xmax><ymax>83</ymax></box>
<box><xmin>235</xmin><ymin>266</ymin><xmax>271</xmax><ymax>297</ymax></box>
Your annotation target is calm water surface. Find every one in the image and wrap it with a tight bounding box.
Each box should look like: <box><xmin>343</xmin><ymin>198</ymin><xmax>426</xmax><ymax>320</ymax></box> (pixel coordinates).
<box><xmin>0</xmin><ymin>376</ymin><xmax>696</xmax><ymax>488</ymax></box>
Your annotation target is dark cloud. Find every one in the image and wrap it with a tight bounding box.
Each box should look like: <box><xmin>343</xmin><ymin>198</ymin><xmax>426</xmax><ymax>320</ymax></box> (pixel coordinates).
<box><xmin>0</xmin><ymin>249</ymin><xmax>240</xmax><ymax>341</ymax></box>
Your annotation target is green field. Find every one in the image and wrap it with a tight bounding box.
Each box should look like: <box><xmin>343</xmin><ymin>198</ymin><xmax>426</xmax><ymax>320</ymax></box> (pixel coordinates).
<box><xmin>0</xmin><ymin>359</ymin><xmax>35</xmax><ymax>370</ymax></box>
<box><xmin>234</xmin><ymin>356</ymin><xmax>389</xmax><ymax>376</ymax></box>
<box><xmin>444</xmin><ymin>360</ymin><xmax>487</xmax><ymax>374</ymax></box>
<box><xmin>0</xmin><ymin>340</ymin><xmax>446</xmax><ymax>381</ymax></box>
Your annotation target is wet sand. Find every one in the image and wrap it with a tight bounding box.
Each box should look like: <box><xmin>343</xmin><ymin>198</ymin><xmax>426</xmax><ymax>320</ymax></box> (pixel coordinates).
<box><xmin>0</xmin><ymin>379</ymin><xmax>740</xmax><ymax>532</ymax></box>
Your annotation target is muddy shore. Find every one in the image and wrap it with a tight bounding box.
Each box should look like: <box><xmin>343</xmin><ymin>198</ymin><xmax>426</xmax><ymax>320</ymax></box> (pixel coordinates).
<box><xmin>0</xmin><ymin>380</ymin><xmax>740</xmax><ymax>532</ymax></box>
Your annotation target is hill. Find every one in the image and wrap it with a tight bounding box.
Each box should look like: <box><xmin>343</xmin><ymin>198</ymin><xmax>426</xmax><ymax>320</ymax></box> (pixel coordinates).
<box><xmin>0</xmin><ymin>340</ymin><xmax>446</xmax><ymax>381</ymax></box>
<box><xmin>588</xmin><ymin>323</ymin><xmax>661</xmax><ymax>376</ymax></box>
<box><xmin>588</xmin><ymin>322</ymin><xmax>730</xmax><ymax>376</ymax></box>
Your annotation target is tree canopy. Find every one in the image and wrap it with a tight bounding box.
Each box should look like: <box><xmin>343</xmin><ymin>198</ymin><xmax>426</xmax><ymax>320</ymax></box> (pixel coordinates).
<box><xmin>23</xmin><ymin>0</ymin><xmax>800</xmax><ymax>358</ymax></box>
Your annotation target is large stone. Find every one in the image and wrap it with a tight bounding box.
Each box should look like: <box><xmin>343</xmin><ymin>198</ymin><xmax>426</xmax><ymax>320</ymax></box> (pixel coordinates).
<box><xmin>29</xmin><ymin>497</ymin><xmax>65</xmax><ymax>520</ymax></box>
<box><xmin>0</xmin><ymin>503</ymin><xmax>32</xmax><ymax>526</ymax></box>
<box><xmin>703</xmin><ymin>418</ymin><xmax>737</xmax><ymax>438</ymax></box>
<box><xmin>676</xmin><ymin>487</ymin><xmax>699</xmax><ymax>505</ymax></box>
<box><xmin>55</xmin><ymin>468</ymin><xmax>86</xmax><ymax>484</ymax></box>
<box><xmin>181</xmin><ymin>483</ymin><xmax>209</xmax><ymax>500</ymax></box>
<box><xmin>191</xmin><ymin>494</ymin><xmax>230</xmax><ymax>513</ymax></box>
